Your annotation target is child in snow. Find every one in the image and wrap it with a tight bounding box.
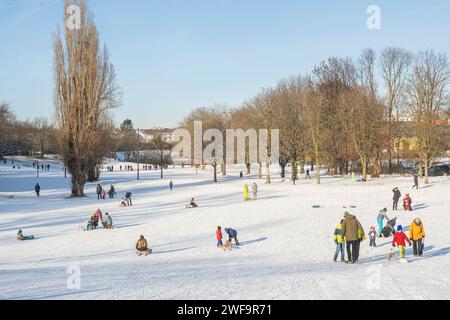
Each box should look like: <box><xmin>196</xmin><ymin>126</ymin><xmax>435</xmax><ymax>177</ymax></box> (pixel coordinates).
<box><xmin>251</xmin><ymin>182</ymin><xmax>258</xmax><ymax>200</ymax></box>
<box><xmin>17</xmin><ymin>230</ymin><xmax>34</xmax><ymax>241</ymax></box>
<box><xmin>333</xmin><ymin>219</ymin><xmax>345</xmax><ymax>262</ymax></box>
<box><xmin>392</xmin><ymin>187</ymin><xmax>401</xmax><ymax>211</ymax></box>
<box><xmin>225</xmin><ymin>227</ymin><xmax>240</xmax><ymax>246</ymax></box>
<box><xmin>409</xmin><ymin>218</ymin><xmax>426</xmax><ymax>257</ymax></box>
<box><xmin>101</xmin><ymin>213</ymin><xmax>113</xmax><ymax>229</ymax></box>
<box><xmin>216</xmin><ymin>226</ymin><xmax>223</xmax><ymax>248</ymax></box>
<box><xmin>187</xmin><ymin>198</ymin><xmax>198</xmax><ymax>208</ymax></box>
<box><xmin>392</xmin><ymin>225</ymin><xmax>411</xmax><ymax>260</ymax></box>
<box><xmin>243</xmin><ymin>184</ymin><xmax>249</xmax><ymax>201</ymax></box>
<box><xmin>369</xmin><ymin>226</ymin><xmax>377</xmax><ymax>247</ymax></box>
<box><xmin>403</xmin><ymin>194</ymin><xmax>412</xmax><ymax>211</ymax></box>
<box><xmin>136</xmin><ymin>235</ymin><xmax>151</xmax><ymax>256</ymax></box>
<box><xmin>101</xmin><ymin>190</ymin><xmax>107</xmax><ymax>200</ymax></box>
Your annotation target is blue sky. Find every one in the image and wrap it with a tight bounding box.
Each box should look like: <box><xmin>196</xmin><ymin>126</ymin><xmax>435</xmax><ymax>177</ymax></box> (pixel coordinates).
<box><xmin>1</xmin><ymin>0</ymin><xmax>450</xmax><ymax>128</ymax></box>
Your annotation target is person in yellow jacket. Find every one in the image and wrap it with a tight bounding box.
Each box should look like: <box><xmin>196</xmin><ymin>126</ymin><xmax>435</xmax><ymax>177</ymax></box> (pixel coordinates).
<box><xmin>333</xmin><ymin>219</ymin><xmax>346</xmax><ymax>262</ymax></box>
<box><xmin>243</xmin><ymin>183</ymin><xmax>249</xmax><ymax>201</ymax></box>
<box><xmin>409</xmin><ymin>218</ymin><xmax>426</xmax><ymax>256</ymax></box>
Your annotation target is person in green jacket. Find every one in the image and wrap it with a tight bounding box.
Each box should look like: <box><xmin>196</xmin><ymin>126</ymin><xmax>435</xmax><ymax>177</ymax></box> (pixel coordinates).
<box><xmin>333</xmin><ymin>219</ymin><xmax>345</xmax><ymax>262</ymax></box>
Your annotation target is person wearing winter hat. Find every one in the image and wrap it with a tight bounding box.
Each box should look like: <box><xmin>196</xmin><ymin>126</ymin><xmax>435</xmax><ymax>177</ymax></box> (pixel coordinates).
<box><xmin>341</xmin><ymin>211</ymin><xmax>365</xmax><ymax>264</ymax></box>
<box><xmin>376</xmin><ymin>208</ymin><xmax>389</xmax><ymax>236</ymax></box>
<box><xmin>392</xmin><ymin>225</ymin><xmax>411</xmax><ymax>260</ymax></box>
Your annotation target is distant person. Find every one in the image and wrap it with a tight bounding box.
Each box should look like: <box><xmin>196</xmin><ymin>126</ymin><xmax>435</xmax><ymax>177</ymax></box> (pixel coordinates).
<box><xmin>376</xmin><ymin>208</ymin><xmax>389</xmax><ymax>236</ymax></box>
<box><xmin>101</xmin><ymin>189</ymin><xmax>107</xmax><ymax>200</ymax></box>
<box><xmin>101</xmin><ymin>213</ymin><xmax>113</xmax><ymax>229</ymax></box>
<box><xmin>341</xmin><ymin>211</ymin><xmax>365</xmax><ymax>264</ymax></box>
<box><xmin>243</xmin><ymin>183</ymin><xmax>249</xmax><ymax>201</ymax></box>
<box><xmin>333</xmin><ymin>219</ymin><xmax>345</xmax><ymax>262</ymax></box>
<box><xmin>34</xmin><ymin>182</ymin><xmax>41</xmax><ymax>197</ymax></box>
<box><xmin>239</xmin><ymin>171</ymin><xmax>243</xmax><ymax>178</ymax></box>
<box><xmin>251</xmin><ymin>182</ymin><xmax>258</xmax><ymax>200</ymax></box>
<box><xmin>96</xmin><ymin>184</ymin><xmax>103</xmax><ymax>200</ymax></box>
<box><xmin>216</xmin><ymin>226</ymin><xmax>223</xmax><ymax>248</ymax></box>
<box><xmin>108</xmin><ymin>185</ymin><xmax>116</xmax><ymax>199</ymax></box>
<box><xmin>17</xmin><ymin>230</ymin><xmax>34</xmax><ymax>241</ymax></box>
<box><xmin>412</xmin><ymin>174</ymin><xmax>419</xmax><ymax>190</ymax></box>
<box><xmin>47</xmin><ymin>164</ymin><xmax>50</xmax><ymax>171</ymax></box>
<box><xmin>392</xmin><ymin>187</ymin><xmax>401</xmax><ymax>211</ymax></box>
<box><xmin>187</xmin><ymin>198</ymin><xmax>198</xmax><ymax>208</ymax></box>
<box><xmin>169</xmin><ymin>180</ymin><xmax>174</xmax><ymax>191</ymax></box>
<box><xmin>403</xmin><ymin>194</ymin><xmax>412</xmax><ymax>211</ymax></box>
<box><xmin>306</xmin><ymin>169</ymin><xmax>311</xmax><ymax>179</ymax></box>
<box><xmin>392</xmin><ymin>225</ymin><xmax>411</xmax><ymax>261</ymax></box>
<box><xmin>124</xmin><ymin>192</ymin><xmax>133</xmax><ymax>206</ymax></box>
<box><xmin>224</xmin><ymin>227</ymin><xmax>240</xmax><ymax>246</ymax></box>
<box><xmin>368</xmin><ymin>226</ymin><xmax>377</xmax><ymax>248</ymax></box>
<box><xmin>136</xmin><ymin>235</ymin><xmax>151</xmax><ymax>256</ymax></box>
<box><xmin>409</xmin><ymin>218</ymin><xmax>426</xmax><ymax>257</ymax></box>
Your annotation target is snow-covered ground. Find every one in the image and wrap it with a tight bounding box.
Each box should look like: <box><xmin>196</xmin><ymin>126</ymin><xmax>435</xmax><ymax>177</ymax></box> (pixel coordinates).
<box><xmin>1</xmin><ymin>158</ymin><xmax>449</xmax><ymax>300</ymax></box>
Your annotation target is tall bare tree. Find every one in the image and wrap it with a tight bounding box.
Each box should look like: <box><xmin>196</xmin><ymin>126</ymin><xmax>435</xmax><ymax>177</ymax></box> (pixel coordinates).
<box><xmin>54</xmin><ymin>0</ymin><xmax>120</xmax><ymax>196</ymax></box>
<box><xmin>405</xmin><ymin>50</ymin><xmax>450</xmax><ymax>184</ymax></box>
<box><xmin>380</xmin><ymin>47</ymin><xmax>412</xmax><ymax>172</ymax></box>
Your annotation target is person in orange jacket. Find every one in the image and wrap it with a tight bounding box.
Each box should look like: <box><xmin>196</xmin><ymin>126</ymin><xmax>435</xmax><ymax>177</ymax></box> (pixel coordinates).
<box><xmin>409</xmin><ymin>218</ymin><xmax>426</xmax><ymax>256</ymax></box>
<box><xmin>216</xmin><ymin>226</ymin><xmax>223</xmax><ymax>248</ymax></box>
<box><xmin>392</xmin><ymin>225</ymin><xmax>411</xmax><ymax>260</ymax></box>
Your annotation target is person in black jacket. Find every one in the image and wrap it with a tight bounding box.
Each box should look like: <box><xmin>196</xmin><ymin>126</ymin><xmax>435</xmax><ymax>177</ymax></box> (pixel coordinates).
<box><xmin>35</xmin><ymin>182</ymin><xmax>41</xmax><ymax>197</ymax></box>
<box><xmin>392</xmin><ymin>187</ymin><xmax>401</xmax><ymax>210</ymax></box>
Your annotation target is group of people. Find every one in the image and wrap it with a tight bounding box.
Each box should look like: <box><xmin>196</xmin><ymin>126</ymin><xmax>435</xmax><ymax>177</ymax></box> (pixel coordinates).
<box><xmin>96</xmin><ymin>184</ymin><xmax>117</xmax><ymax>200</ymax></box>
<box><xmin>334</xmin><ymin>206</ymin><xmax>427</xmax><ymax>264</ymax></box>
<box><xmin>243</xmin><ymin>183</ymin><xmax>258</xmax><ymax>201</ymax></box>
<box><xmin>82</xmin><ymin>209</ymin><xmax>114</xmax><ymax>231</ymax></box>
<box><xmin>32</xmin><ymin>161</ymin><xmax>50</xmax><ymax>171</ymax></box>
<box><xmin>392</xmin><ymin>187</ymin><xmax>412</xmax><ymax>211</ymax></box>
<box><xmin>216</xmin><ymin>226</ymin><xmax>240</xmax><ymax>249</ymax></box>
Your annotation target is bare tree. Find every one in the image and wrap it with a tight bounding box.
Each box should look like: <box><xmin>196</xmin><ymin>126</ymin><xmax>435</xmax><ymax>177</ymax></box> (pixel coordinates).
<box><xmin>54</xmin><ymin>0</ymin><xmax>121</xmax><ymax>196</ymax></box>
<box><xmin>405</xmin><ymin>50</ymin><xmax>450</xmax><ymax>184</ymax></box>
<box><xmin>380</xmin><ymin>47</ymin><xmax>412</xmax><ymax>172</ymax></box>
<box><xmin>32</xmin><ymin>117</ymin><xmax>52</xmax><ymax>157</ymax></box>
<box><xmin>149</xmin><ymin>134</ymin><xmax>173</xmax><ymax>179</ymax></box>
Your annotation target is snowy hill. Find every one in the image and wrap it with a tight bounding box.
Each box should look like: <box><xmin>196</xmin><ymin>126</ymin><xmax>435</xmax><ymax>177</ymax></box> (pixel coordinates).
<box><xmin>1</xmin><ymin>161</ymin><xmax>450</xmax><ymax>300</ymax></box>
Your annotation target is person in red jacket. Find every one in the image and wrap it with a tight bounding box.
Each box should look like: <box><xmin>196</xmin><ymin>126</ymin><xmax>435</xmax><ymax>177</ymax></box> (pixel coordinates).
<box><xmin>392</xmin><ymin>225</ymin><xmax>411</xmax><ymax>259</ymax></box>
<box><xmin>216</xmin><ymin>226</ymin><xmax>223</xmax><ymax>248</ymax></box>
<box><xmin>403</xmin><ymin>194</ymin><xmax>412</xmax><ymax>211</ymax></box>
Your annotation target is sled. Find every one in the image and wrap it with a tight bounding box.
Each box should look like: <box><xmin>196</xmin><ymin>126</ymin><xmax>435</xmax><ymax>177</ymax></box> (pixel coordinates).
<box><xmin>186</xmin><ymin>204</ymin><xmax>198</xmax><ymax>209</ymax></box>
<box><xmin>136</xmin><ymin>249</ymin><xmax>152</xmax><ymax>256</ymax></box>
<box><xmin>1</xmin><ymin>194</ymin><xmax>14</xmax><ymax>199</ymax></box>
<box><xmin>312</xmin><ymin>205</ymin><xmax>321</xmax><ymax>208</ymax></box>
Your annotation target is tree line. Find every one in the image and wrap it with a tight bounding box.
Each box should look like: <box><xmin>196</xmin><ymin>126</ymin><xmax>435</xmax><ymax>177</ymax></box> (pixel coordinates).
<box><xmin>179</xmin><ymin>48</ymin><xmax>450</xmax><ymax>185</ymax></box>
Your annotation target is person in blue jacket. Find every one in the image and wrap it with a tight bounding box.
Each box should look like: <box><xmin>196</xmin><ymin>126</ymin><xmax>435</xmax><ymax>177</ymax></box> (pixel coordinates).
<box><xmin>225</xmin><ymin>228</ymin><xmax>240</xmax><ymax>246</ymax></box>
<box><xmin>17</xmin><ymin>230</ymin><xmax>34</xmax><ymax>241</ymax></box>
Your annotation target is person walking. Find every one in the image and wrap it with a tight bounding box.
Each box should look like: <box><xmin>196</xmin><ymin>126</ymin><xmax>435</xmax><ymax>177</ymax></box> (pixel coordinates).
<box><xmin>341</xmin><ymin>211</ymin><xmax>365</xmax><ymax>264</ymax></box>
<box><xmin>333</xmin><ymin>219</ymin><xmax>345</xmax><ymax>262</ymax></box>
<box><xmin>409</xmin><ymin>218</ymin><xmax>426</xmax><ymax>257</ymax></box>
<box><xmin>412</xmin><ymin>174</ymin><xmax>419</xmax><ymax>190</ymax></box>
<box><xmin>34</xmin><ymin>182</ymin><xmax>41</xmax><ymax>197</ymax></box>
<box><xmin>96</xmin><ymin>184</ymin><xmax>103</xmax><ymax>200</ymax></box>
<box><xmin>169</xmin><ymin>180</ymin><xmax>174</xmax><ymax>191</ymax></box>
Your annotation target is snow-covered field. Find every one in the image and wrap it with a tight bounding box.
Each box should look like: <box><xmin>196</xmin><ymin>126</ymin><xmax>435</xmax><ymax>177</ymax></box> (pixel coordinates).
<box><xmin>1</xmin><ymin>158</ymin><xmax>450</xmax><ymax>300</ymax></box>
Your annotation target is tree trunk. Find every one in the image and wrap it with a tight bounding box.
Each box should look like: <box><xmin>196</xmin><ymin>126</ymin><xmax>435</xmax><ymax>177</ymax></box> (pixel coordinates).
<box><xmin>246</xmin><ymin>163</ymin><xmax>251</xmax><ymax>175</ymax></box>
<box><xmin>213</xmin><ymin>164</ymin><xmax>217</xmax><ymax>183</ymax></box>
<box><xmin>258</xmin><ymin>162</ymin><xmax>262</xmax><ymax>179</ymax></box>
<box><xmin>221</xmin><ymin>163</ymin><xmax>227</xmax><ymax>176</ymax></box>
<box><xmin>315</xmin><ymin>157</ymin><xmax>320</xmax><ymax>184</ymax></box>
<box><xmin>280</xmin><ymin>162</ymin><xmax>286</xmax><ymax>178</ymax></box>
<box><xmin>419</xmin><ymin>159</ymin><xmax>423</xmax><ymax>178</ymax></box>
<box><xmin>299</xmin><ymin>158</ymin><xmax>305</xmax><ymax>174</ymax></box>
<box><xmin>265</xmin><ymin>162</ymin><xmax>271</xmax><ymax>184</ymax></box>
<box><xmin>361</xmin><ymin>157</ymin><xmax>367</xmax><ymax>181</ymax></box>
<box><xmin>424</xmin><ymin>158</ymin><xmax>429</xmax><ymax>184</ymax></box>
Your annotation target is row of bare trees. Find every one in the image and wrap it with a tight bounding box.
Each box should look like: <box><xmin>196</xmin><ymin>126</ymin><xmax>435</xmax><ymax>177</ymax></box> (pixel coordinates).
<box><xmin>179</xmin><ymin>48</ymin><xmax>450</xmax><ymax>184</ymax></box>
<box><xmin>1</xmin><ymin>102</ymin><xmax>57</xmax><ymax>157</ymax></box>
